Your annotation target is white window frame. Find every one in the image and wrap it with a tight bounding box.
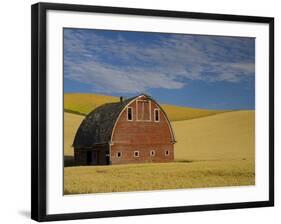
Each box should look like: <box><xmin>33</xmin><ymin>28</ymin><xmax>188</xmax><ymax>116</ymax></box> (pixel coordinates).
<box><xmin>150</xmin><ymin>150</ymin><xmax>155</xmax><ymax>157</ymax></box>
<box><xmin>133</xmin><ymin>151</ymin><xmax>140</xmax><ymax>157</ymax></box>
<box><xmin>116</xmin><ymin>151</ymin><xmax>122</xmax><ymax>158</ymax></box>
<box><xmin>154</xmin><ymin>108</ymin><xmax>160</xmax><ymax>122</ymax></box>
<box><xmin>127</xmin><ymin>107</ymin><xmax>133</xmax><ymax>121</ymax></box>
<box><xmin>165</xmin><ymin>150</ymin><xmax>169</xmax><ymax>156</ymax></box>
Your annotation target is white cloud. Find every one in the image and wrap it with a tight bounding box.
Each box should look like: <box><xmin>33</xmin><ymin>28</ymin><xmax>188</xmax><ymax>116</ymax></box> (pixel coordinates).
<box><xmin>64</xmin><ymin>29</ymin><xmax>255</xmax><ymax>93</ymax></box>
<box><xmin>65</xmin><ymin>61</ymin><xmax>184</xmax><ymax>93</ymax></box>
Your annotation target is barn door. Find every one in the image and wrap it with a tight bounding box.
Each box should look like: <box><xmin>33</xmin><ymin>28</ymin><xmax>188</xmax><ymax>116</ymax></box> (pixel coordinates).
<box><xmin>137</xmin><ymin>100</ymin><xmax>150</xmax><ymax>121</ymax></box>
<box><xmin>86</xmin><ymin>150</ymin><xmax>97</xmax><ymax>165</ymax></box>
<box><xmin>106</xmin><ymin>151</ymin><xmax>110</xmax><ymax>165</ymax></box>
<box><xmin>86</xmin><ymin>151</ymin><xmax>92</xmax><ymax>165</ymax></box>
<box><xmin>92</xmin><ymin>150</ymin><xmax>98</xmax><ymax>165</ymax></box>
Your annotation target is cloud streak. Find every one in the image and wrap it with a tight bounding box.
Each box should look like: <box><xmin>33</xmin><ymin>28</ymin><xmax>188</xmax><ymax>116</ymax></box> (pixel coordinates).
<box><xmin>64</xmin><ymin>29</ymin><xmax>255</xmax><ymax>94</ymax></box>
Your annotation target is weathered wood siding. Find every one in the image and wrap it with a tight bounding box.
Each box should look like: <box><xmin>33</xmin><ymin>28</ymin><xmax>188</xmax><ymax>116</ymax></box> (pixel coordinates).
<box><xmin>74</xmin><ymin>144</ymin><xmax>109</xmax><ymax>165</ymax></box>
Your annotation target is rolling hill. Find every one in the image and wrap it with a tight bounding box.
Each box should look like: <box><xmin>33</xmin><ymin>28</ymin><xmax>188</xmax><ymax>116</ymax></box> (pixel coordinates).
<box><xmin>63</xmin><ymin>110</ymin><xmax>255</xmax><ymax>194</ymax></box>
<box><xmin>64</xmin><ymin>110</ymin><xmax>255</xmax><ymax>161</ymax></box>
<box><xmin>64</xmin><ymin>112</ymin><xmax>84</xmax><ymax>157</ymax></box>
<box><xmin>64</xmin><ymin>93</ymin><xmax>227</xmax><ymax>121</ymax></box>
<box><xmin>172</xmin><ymin>110</ymin><xmax>255</xmax><ymax>161</ymax></box>
<box><xmin>63</xmin><ymin>93</ymin><xmax>255</xmax><ymax>194</ymax></box>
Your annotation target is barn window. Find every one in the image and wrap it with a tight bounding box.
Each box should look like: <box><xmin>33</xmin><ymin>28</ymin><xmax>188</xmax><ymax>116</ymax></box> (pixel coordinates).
<box><xmin>150</xmin><ymin>150</ymin><xmax>155</xmax><ymax>156</ymax></box>
<box><xmin>127</xmin><ymin>107</ymin><xmax>133</xmax><ymax>121</ymax></box>
<box><xmin>134</xmin><ymin>151</ymin><xmax>139</xmax><ymax>157</ymax></box>
<box><xmin>154</xmin><ymin>109</ymin><xmax>160</xmax><ymax>122</ymax></box>
<box><xmin>165</xmin><ymin>150</ymin><xmax>169</xmax><ymax>156</ymax></box>
<box><xmin>116</xmin><ymin>151</ymin><xmax>122</xmax><ymax>158</ymax></box>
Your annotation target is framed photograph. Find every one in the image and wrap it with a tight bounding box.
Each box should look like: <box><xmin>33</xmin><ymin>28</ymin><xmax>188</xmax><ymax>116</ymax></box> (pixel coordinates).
<box><xmin>31</xmin><ymin>2</ymin><xmax>274</xmax><ymax>222</ymax></box>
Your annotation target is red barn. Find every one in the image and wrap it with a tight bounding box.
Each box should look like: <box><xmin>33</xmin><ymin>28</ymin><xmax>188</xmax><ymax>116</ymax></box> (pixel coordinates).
<box><xmin>73</xmin><ymin>94</ymin><xmax>176</xmax><ymax>165</ymax></box>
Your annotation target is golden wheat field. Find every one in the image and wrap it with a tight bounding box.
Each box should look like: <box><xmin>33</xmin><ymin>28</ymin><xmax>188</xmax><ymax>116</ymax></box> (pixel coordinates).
<box><xmin>173</xmin><ymin>111</ymin><xmax>255</xmax><ymax>161</ymax></box>
<box><xmin>64</xmin><ymin>112</ymin><xmax>84</xmax><ymax>157</ymax></box>
<box><xmin>64</xmin><ymin>160</ymin><xmax>254</xmax><ymax>194</ymax></box>
<box><xmin>64</xmin><ymin>93</ymin><xmax>227</xmax><ymax>121</ymax></box>
<box><xmin>63</xmin><ymin>102</ymin><xmax>255</xmax><ymax>194</ymax></box>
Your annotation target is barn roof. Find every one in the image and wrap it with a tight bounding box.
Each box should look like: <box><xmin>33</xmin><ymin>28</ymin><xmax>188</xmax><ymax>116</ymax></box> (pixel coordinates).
<box><xmin>73</xmin><ymin>95</ymin><xmax>135</xmax><ymax>148</ymax></box>
<box><xmin>73</xmin><ymin>94</ymin><xmax>175</xmax><ymax>149</ymax></box>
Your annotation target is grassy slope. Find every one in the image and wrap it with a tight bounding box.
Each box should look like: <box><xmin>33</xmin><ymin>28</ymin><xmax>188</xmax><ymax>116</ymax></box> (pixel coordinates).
<box><xmin>64</xmin><ymin>112</ymin><xmax>84</xmax><ymax>157</ymax></box>
<box><xmin>64</xmin><ymin>93</ymin><xmax>227</xmax><ymax>121</ymax></box>
<box><xmin>64</xmin><ymin>110</ymin><xmax>255</xmax><ymax>194</ymax></box>
<box><xmin>172</xmin><ymin>110</ymin><xmax>255</xmax><ymax>161</ymax></box>
<box><xmin>64</xmin><ymin>93</ymin><xmax>119</xmax><ymax>115</ymax></box>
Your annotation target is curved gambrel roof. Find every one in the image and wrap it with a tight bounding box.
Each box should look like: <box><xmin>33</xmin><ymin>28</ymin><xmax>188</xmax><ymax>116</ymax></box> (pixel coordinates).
<box><xmin>73</xmin><ymin>94</ymin><xmax>175</xmax><ymax>149</ymax></box>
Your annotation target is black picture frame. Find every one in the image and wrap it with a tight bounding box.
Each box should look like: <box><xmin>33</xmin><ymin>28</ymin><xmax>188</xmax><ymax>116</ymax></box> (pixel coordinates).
<box><xmin>31</xmin><ymin>2</ymin><xmax>274</xmax><ymax>222</ymax></box>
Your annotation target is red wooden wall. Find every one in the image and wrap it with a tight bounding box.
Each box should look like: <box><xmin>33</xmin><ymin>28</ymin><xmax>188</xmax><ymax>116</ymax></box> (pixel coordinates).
<box><xmin>110</xmin><ymin>95</ymin><xmax>175</xmax><ymax>164</ymax></box>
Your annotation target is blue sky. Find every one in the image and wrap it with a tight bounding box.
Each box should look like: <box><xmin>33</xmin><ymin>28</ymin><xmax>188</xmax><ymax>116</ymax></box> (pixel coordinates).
<box><xmin>64</xmin><ymin>28</ymin><xmax>255</xmax><ymax>110</ymax></box>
